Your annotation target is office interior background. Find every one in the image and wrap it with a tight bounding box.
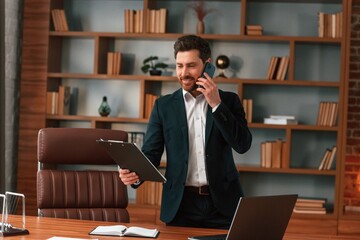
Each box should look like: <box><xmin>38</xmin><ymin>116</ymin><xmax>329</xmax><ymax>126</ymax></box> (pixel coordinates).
<box><xmin>1</xmin><ymin>0</ymin><xmax>360</xmax><ymax>236</ymax></box>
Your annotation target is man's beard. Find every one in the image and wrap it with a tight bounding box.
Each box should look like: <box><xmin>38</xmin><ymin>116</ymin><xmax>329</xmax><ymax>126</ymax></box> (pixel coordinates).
<box><xmin>181</xmin><ymin>76</ymin><xmax>198</xmax><ymax>92</ymax></box>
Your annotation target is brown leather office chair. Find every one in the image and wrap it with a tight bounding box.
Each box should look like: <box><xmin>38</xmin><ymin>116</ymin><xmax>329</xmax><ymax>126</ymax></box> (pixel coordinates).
<box><xmin>37</xmin><ymin>128</ymin><xmax>130</xmax><ymax>222</ymax></box>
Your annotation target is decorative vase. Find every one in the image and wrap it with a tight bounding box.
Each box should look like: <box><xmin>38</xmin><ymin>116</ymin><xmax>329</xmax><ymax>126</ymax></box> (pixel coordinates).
<box><xmin>98</xmin><ymin>96</ymin><xmax>111</xmax><ymax>117</ymax></box>
<box><xmin>197</xmin><ymin>20</ymin><xmax>205</xmax><ymax>34</ymax></box>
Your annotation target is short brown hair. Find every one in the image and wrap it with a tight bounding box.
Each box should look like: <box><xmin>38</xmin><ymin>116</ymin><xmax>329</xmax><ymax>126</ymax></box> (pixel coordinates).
<box><xmin>173</xmin><ymin>35</ymin><xmax>211</xmax><ymax>63</ymax></box>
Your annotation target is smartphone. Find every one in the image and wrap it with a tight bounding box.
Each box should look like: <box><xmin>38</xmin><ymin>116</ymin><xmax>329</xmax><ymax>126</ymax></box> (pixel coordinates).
<box><xmin>201</xmin><ymin>62</ymin><xmax>216</xmax><ymax>78</ymax></box>
<box><xmin>198</xmin><ymin>62</ymin><xmax>216</xmax><ymax>89</ymax></box>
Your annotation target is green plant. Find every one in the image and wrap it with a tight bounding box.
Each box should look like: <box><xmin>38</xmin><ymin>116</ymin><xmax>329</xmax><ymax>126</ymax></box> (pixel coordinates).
<box><xmin>141</xmin><ymin>56</ymin><xmax>168</xmax><ymax>73</ymax></box>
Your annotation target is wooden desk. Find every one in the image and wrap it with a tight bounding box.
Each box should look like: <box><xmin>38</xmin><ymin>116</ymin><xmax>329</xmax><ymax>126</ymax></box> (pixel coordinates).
<box><xmin>2</xmin><ymin>215</ymin><xmax>360</xmax><ymax>240</ymax></box>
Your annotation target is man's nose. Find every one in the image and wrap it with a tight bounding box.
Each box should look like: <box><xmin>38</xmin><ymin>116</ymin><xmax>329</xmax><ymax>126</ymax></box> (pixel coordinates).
<box><xmin>181</xmin><ymin>67</ymin><xmax>189</xmax><ymax>77</ymax></box>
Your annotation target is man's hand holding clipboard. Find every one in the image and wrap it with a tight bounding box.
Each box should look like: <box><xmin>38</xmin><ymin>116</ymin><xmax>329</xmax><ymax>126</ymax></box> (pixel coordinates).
<box><xmin>96</xmin><ymin>139</ymin><xmax>166</xmax><ymax>184</ymax></box>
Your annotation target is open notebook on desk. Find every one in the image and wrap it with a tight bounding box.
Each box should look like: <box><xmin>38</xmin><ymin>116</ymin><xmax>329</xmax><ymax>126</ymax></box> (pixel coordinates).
<box><xmin>96</xmin><ymin>139</ymin><xmax>166</xmax><ymax>183</ymax></box>
<box><xmin>188</xmin><ymin>194</ymin><xmax>297</xmax><ymax>240</ymax></box>
<box><xmin>89</xmin><ymin>225</ymin><xmax>159</xmax><ymax>238</ymax></box>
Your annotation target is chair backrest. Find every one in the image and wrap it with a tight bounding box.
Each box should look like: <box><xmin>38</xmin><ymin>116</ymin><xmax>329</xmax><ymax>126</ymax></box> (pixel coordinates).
<box><xmin>37</xmin><ymin>128</ymin><xmax>130</xmax><ymax>223</ymax></box>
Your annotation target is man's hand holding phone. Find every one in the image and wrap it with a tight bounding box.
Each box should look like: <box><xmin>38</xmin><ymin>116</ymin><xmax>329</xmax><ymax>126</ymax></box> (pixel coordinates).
<box><xmin>197</xmin><ymin>62</ymin><xmax>221</xmax><ymax>108</ymax></box>
<box><xmin>197</xmin><ymin>62</ymin><xmax>216</xmax><ymax>89</ymax></box>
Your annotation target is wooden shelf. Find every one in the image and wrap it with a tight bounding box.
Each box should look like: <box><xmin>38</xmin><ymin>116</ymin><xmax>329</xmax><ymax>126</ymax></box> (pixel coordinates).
<box><xmin>237</xmin><ymin>165</ymin><xmax>337</xmax><ymax>176</ymax></box>
<box><xmin>49</xmin><ymin>31</ymin><xmax>342</xmax><ymax>43</ymax></box>
<box><xmin>46</xmin><ymin>115</ymin><xmax>149</xmax><ymax>124</ymax></box>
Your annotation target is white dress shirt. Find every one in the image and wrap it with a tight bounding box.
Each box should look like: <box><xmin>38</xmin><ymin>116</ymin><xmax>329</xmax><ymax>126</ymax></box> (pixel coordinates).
<box><xmin>183</xmin><ymin>90</ymin><xmax>208</xmax><ymax>187</ymax></box>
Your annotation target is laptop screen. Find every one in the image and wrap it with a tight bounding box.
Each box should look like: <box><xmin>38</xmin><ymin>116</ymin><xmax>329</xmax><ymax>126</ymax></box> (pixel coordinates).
<box><xmin>188</xmin><ymin>194</ymin><xmax>297</xmax><ymax>240</ymax></box>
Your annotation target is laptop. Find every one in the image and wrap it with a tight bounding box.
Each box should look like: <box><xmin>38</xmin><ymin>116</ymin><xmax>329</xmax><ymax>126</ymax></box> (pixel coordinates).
<box><xmin>188</xmin><ymin>194</ymin><xmax>297</xmax><ymax>240</ymax></box>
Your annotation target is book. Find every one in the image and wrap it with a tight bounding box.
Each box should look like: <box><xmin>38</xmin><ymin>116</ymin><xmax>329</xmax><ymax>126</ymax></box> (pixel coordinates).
<box><xmin>345</xmin><ymin>205</ymin><xmax>360</xmax><ymax>213</ymax></box>
<box><xmin>264</xmin><ymin>118</ymin><xmax>298</xmax><ymax>125</ymax></box>
<box><xmin>318</xmin><ymin>148</ymin><xmax>331</xmax><ymax>170</ymax></box>
<box><xmin>242</xmin><ymin>98</ymin><xmax>253</xmax><ymax>123</ymax></box>
<box><xmin>293</xmin><ymin>207</ymin><xmax>326</xmax><ymax>214</ymax></box>
<box><xmin>46</xmin><ymin>92</ymin><xmax>58</xmax><ymax>115</ymax></box>
<box><xmin>89</xmin><ymin>225</ymin><xmax>159</xmax><ymax>238</ymax></box>
<box><xmin>246</xmin><ymin>25</ymin><xmax>263</xmax><ymax>35</ymax></box>
<box><xmin>51</xmin><ymin>9</ymin><xmax>69</xmax><ymax>31</ymax></box>
<box><xmin>260</xmin><ymin>139</ymin><xmax>285</xmax><ymax>168</ymax></box>
<box><xmin>325</xmin><ymin>146</ymin><xmax>337</xmax><ymax>170</ymax></box>
<box><xmin>58</xmin><ymin>86</ymin><xmax>71</xmax><ymax>115</ymax></box>
<box><xmin>246</xmin><ymin>25</ymin><xmax>263</xmax><ymax>31</ymax></box>
<box><xmin>266</xmin><ymin>56</ymin><xmax>280</xmax><ymax>80</ymax></box>
<box><xmin>69</xmin><ymin>87</ymin><xmax>79</xmax><ymax>115</ymax></box>
<box><xmin>107</xmin><ymin>52</ymin><xmax>122</xmax><ymax>75</ymax></box>
<box><xmin>269</xmin><ymin>115</ymin><xmax>295</xmax><ymax>120</ymax></box>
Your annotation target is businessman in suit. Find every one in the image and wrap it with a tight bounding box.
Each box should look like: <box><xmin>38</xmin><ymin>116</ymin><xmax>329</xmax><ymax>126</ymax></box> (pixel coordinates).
<box><xmin>119</xmin><ymin>35</ymin><xmax>252</xmax><ymax>229</ymax></box>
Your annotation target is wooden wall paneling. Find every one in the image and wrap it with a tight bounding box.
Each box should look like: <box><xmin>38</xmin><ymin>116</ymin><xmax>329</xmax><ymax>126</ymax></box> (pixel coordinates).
<box><xmin>18</xmin><ymin>0</ymin><xmax>51</xmax><ymax>215</ymax></box>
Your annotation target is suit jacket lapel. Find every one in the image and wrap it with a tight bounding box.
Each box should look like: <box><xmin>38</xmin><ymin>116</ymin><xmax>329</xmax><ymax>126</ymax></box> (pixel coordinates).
<box><xmin>205</xmin><ymin>105</ymin><xmax>213</xmax><ymax>147</ymax></box>
<box><xmin>173</xmin><ymin>89</ymin><xmax>189</xmax><ymax>152</ymax></box>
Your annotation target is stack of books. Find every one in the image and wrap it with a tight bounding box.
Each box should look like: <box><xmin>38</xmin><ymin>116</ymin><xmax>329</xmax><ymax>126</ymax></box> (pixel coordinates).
<box><xmin>317</xmin><ymin>101</ymin><xmax>338</xmax><ymax>127</ymax></box>
<box><xmin>242</xmin><ymin>99</ymin><xmax>253</xmax><ymax>123</ymax></box>
<box><xmin>266</xmin><ymin>56</ymin><xmax>289</xmax><ymax>80</ymax></box>
<box><xmin>264</xmin><ymin>115</ymin><xmax>298</xmax><ymax>125</ymax></box>
<box><xmin>124</xmin><ymin>8</ymin><xmax>167</xmax><ymax>33</ymax></box>
<box><xmin>246</xmin><ymin>25</ymin><xmax>263</xmax><ymax>36</ymax></box>
<box><xmin>51</xmin><ymin>9</ymin><xmax>69</xmax><ymax>31</ymax></box>
<box><xmin>294</xmin><ymin>198</ymin><xmax>327</xmax><ymax>214</ymax></box>
<box><xmin>318</xmin><ymin>146</ymin><xmax>337</xmax><ymax>170</ymax></box>
<box><xmin>46</xmin><ymin>86</ymin><xmax>71</xmax><ymax>115</ymax></box>
<box><xmin>318</xmin><ymin>11</ymin><xmax>343</xmax><ymax>38</ymax></box>
<box><xmin>260</xmin><ymin>139</ymin><xmax>288</xmax><ymax>169</ymax></box>
<box><xmin>107</xmin><ymin>52</ymin><xmax>122</xmax><ymax>75</ymax></box>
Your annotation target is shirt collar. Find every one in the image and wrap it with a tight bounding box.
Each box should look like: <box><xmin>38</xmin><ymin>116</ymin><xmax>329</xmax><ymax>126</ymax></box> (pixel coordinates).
<box><xmin>182</xmin><ymin>89</ymin><xmax>204</xmax><ymax>102</ymax></box>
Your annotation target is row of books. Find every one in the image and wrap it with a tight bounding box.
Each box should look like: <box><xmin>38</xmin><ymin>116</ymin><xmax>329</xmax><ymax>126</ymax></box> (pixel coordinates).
<box><xmin>260</xmin><ymin>139</ymin><xmax>288</xmax><ymax>169</ymax></box>
<box><xmin>318</xmin><ymin>146</ymin><xmax>337</xmax><ymax>170</ymax></box>
<box><xmin>144</xmin><ymin>94</ymin><xmax>159</xmax><ymax>119</ymax></box>
<box><xmin>51</xmin><ymin>9</ymin><xmax>69</xmax><ymax>32</ymax></box>
<box><xmin>318</xmin><ymin>11</ymin><xmax>343</xmax><ymax>38</ymax></box>
<box><xmin>293</xmin><ymin>198</ymin><xmax>327</xmax><ymax>214</ymax></box>
<box><xmin>266</xmin><ymin>56</ymin><xmax>289</xmax><ymax>81</ymax></box>
<box><xmin>242</xmin><ymin>98</ymin><xmax>253</xmax><ymax>123</ymax></box>
<box><xmin>46</xmin><ymin>86</ymin><xmax>71</xmax><ymax>115</ymax></box>
<box><xmin>107</xmin><ymin>52</ymin><xmax>122</xmax><ymax>75</ymax></box>
<box><xmin>136</xmin><ymin>181</ymin><xmax>162</xmax><ymax>206</ymax></box>
<box><xmin>124</xmin><ymin>8</ymin><xmax>167</xmax><ymax>33</ymax></box>
<box><xmin>246</xmin><ymin>25</ymin><xmax>263</xmax><ymax>36</ymax></box>
<box><xmin>316</xmin><ymin>101</ymin><xmax>338</xmax><ymax>127</ymax></box>
<box><xmin>46</xmin><ymin>86</ymin><xmax>78</xmax><ymax>115</ymax></box>
<box><xmin>264</xmin><ymin>115</ymin><xmax>298</xmax><ymax>125</ymax></box>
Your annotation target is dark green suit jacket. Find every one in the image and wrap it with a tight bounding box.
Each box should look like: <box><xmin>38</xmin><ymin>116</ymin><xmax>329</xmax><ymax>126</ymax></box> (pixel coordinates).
<box><xmin>141</xmin><ymin>88</ymin><xmax>252</xmax><ymax>223</ymax></box>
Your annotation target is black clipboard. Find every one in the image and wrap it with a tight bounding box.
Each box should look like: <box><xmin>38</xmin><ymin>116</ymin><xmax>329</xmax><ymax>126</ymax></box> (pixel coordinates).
<box><xmin>96</xmin><ymin>139</ymin><xmax>166</xmax><ymax>183</ymax></box>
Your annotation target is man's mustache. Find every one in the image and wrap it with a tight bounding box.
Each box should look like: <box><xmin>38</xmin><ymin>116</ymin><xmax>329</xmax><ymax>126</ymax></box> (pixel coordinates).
<box><xmin>181</xmin><ymin>76</ymin><xmax>196</xmax><ymax>81</ymax></box>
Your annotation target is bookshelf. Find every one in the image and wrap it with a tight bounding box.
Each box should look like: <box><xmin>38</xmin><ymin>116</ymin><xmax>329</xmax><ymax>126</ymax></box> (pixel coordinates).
<box><xmin>17</xmin><ymin>0</ymin><xmax>358</xmax><ymax>235</ymax></box>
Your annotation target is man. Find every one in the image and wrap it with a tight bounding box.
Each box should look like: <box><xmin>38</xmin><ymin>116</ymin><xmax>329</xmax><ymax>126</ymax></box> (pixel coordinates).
<box><xmin>119</xmin><ymin>35</ymin><xmax>252</xmax><ymax>229</ymax></box>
